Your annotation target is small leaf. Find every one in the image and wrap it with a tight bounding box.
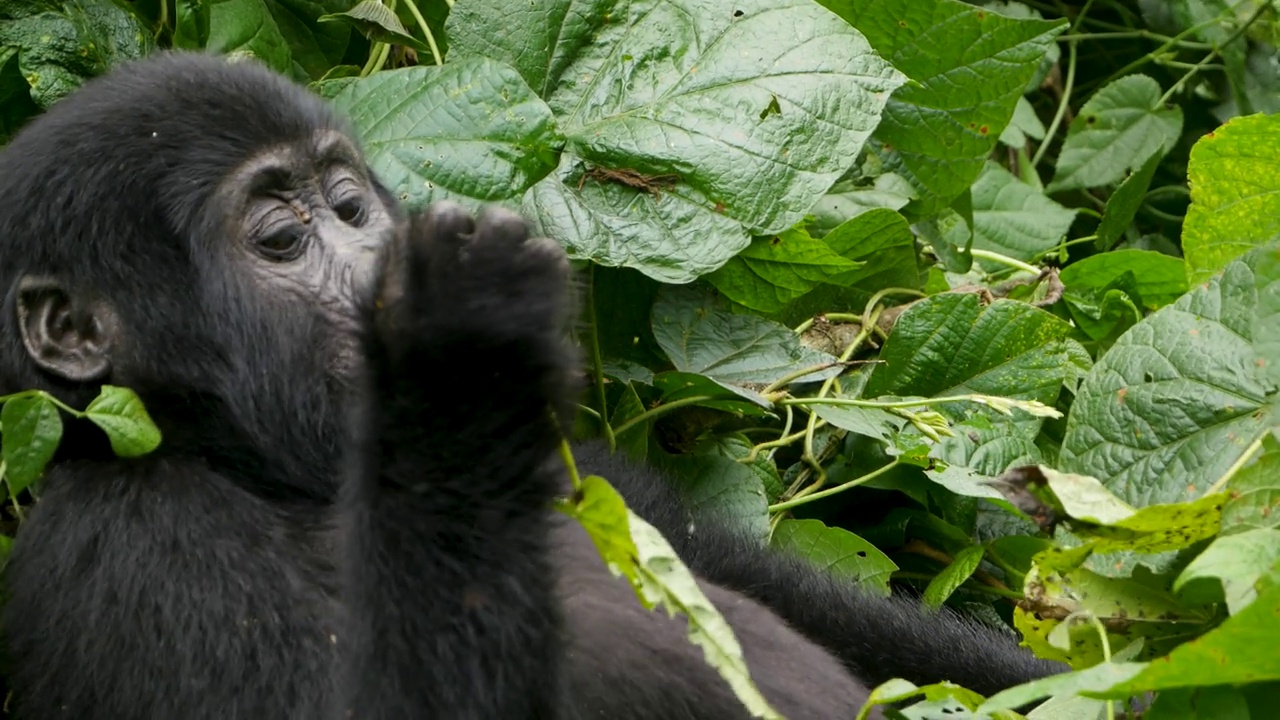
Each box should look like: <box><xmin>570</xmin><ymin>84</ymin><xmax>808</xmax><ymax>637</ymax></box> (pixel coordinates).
<box><xmin>922</xmin><ymin>545</ymin><xmax>985</xmax><ymax>608</ymax></box>
<box><xmin>84</xmin><ymin>386</ymin><xmax>162</xmax><ymax>458</ymax></box>
<box><xmin>1</xmin><ymin>394</ymin><xmax>63</xmax><ymax>494</ymax></box>
<box><xmin>942</xmin><ymin>161</ymin><xmax>1077</xmax><ymax>264</ymax></box>
<box><xmin>206</xmin><ymin>0</ymin><xmax>294</xmax><ymax>76</ymax></box>
<box><xmin>1096</xmin><ymin>147</ymin><xmax>1164</xmax><ymax>252</ymax></box>
<box><xmin>772</xmin><ymin>519</ymin><xmax>897</xmax><ymax>595</ymax></box>
<box><xmin>1059</xmin><ymin>250</ymin><xmax>1188</xmax><ymax>310</ymax></box>
<box><xmin>651</xmin><ymin>285</ymin><xmax>841</xmax><ymax>390</ymax></box>
<box><xmin>706</xmin><ymin>225</ymin><xmax>863</xmax><ymax>313</ymax></box>
<box><xmin>1047</xmin><ymin>75</ymin><xmax>1182</xmax><ymax>193</ymax></box>
<box><xmin>318</xmin><ymin>0</ymin><xmax>428</xmax><ymax>52</ymax></box>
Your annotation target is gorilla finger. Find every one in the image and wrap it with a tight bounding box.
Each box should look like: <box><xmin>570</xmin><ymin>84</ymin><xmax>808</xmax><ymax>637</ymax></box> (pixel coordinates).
<box><xmin>470</xmin><ymin>206</ymin><xmax>532</xmax><ymax>250</ymax></box>
<box><xmin>417</xmin><ymin>201</ymin><xmax>476</xmax><ymax>250</ymax></box>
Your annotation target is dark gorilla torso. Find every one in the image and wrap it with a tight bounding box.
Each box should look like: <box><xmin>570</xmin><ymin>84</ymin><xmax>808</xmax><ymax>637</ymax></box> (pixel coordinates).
<box><xmin>0</xmin><ymin>52</ymin><xmax>1060</xmax><ymax>720</ymax></box>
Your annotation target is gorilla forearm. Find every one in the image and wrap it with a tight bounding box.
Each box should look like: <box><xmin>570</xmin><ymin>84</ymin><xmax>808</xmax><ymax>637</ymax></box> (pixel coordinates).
<box><xmin>336</xmin><ymin>205</ymin><xmax>570</xmax><ymax>717</ymax></box>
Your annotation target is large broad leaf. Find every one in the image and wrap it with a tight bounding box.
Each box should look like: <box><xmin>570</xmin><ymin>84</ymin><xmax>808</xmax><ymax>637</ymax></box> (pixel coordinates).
<box><xmin>1182</xmin><ymin>113</ymin><xmax>1280</xmax><ymax>285</ymax></box>
<box><xmin>0</xmin><ymin>0</ymin><xmax>154</xmax><ymax>108</ymax></box>
<box><xmin>1046</xmin><ymin>75</ymin><xmax>1183</xmax><ymax>193</ymax></box>
<box><xmin>1060</xmin><ymin>251</ymin><xmax>1279</xmax><ymax>506</ymax></box>
<box><xmin>449</xmin><ymin>0</ymin><xmax>905</xmax><ymax>282</ymax></box>
<box><xmin>941</xmin><ymin>161</ymin><xmax>1077</xmax><ymax>264</ymax></box>
<box><xmin>817</xmin><ymin>0</ymin><xmax>1065</xmax><ymax>216</ymax></box>
<box><xmin>328</xmin><ymin>58</ymin><xmax>561</xmax><ymax>206</ymax></box>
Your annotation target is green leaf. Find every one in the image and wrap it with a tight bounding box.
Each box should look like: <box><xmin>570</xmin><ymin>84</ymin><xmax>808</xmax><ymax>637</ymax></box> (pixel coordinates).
<box><xmin>659</xmin><ymin>446</ymin><xmax>770</xmax><ymax>543</ymax></box>
<box><xmin>561</xmin><ymin>473</ymin><xmax>785</xmax><ymax>720</ymax></box>
<box><xmin>705</xmin><ymin>226</ymin><xmax>864</xmax><ymax>313</ymax></box>
<box><xmin>1183</xmin><ymin>113</ymin><xmax>1280</xmax><ymax>285</ymax></box>
<box><xmin>772</xmin><ymin>208</ymin><xmax>921</xmax><ymax>326</ymax></box>
<box><xmin>84</xmin><ymin>386</ymin><xmax>162</xmax><ymax>458</ymax></box>
<box><xmin>450</xmin><ymin>0</ymin><xmax>906</xmax><ymax>282</ymax></box>
<box><xmin>206</xmin><ymin>0</ymin><xmax>294</xmax><ymax>75</ymax></box>
<box><xmin>318</xmin><ymin>0</ymin><xmax>426</xmax><ymax>53</ymax></box>
<box><xmin>922</xmin><ymin>545</ymin><xmax>985</xmax><ymax>609</ymax></box>
<box><xmin>1</xmin><ymin>394</ymin><xmax>63</xmax><ymax>495</ymax></box>
<box><xmin>1256</xmin><ymin>247</ymin><xmax>1280</xmax><ymax>388</ymax></box>
<box><xmin>328</xmin><ymin>58</ymin><xmax>561</xmax><ymax>207</ymax></box>
<box><xmin>1221</xmin><ymin>434</ymin><xmax>1280</xmax><ymax>533</ymax></box>
<box><xmin>1046</xmin><ymin>75</ymin><xmax>1183</xmax><ymax>193</ymax></box>
<box><xmin>1144</xmin><ymin>686</ymin><xmax>1252</xmax><ymax>720</ymax></box>
<box><xmin>1012</xmin><ymin>565</ymin><xmax>1280</xmax><ymax>702</ymax></box>
<box><xmin>0</xmin><ymin>0</ymin><xmax>155</xmax><ymax>107</ymax></box>
<box><xmin>941</xmin><ymin>161</ymin><xmax>1077</xmax><ymax>264</ymax></box>
<box><xmin>651</xmin><ymin>286</ymin><xmax>841</xmax><ymax>391</ymax></box>
<box><xmin>266</xmin><ymin>0</ymin><xmax>355</xmax><ymax>81</ymax></box>
<box><xmin>772</xmin><ymin>518</ymin><xmax>897</xmax><ymax>595</ymax></box>
<box><xmin>1061</xmin><ymin>253</ymin><xmax>1278</xmax><ymax>506</ymax></box>
<box><xmin>818</xmin><ymin>0</ymin><xmax>1066</xmax><ymax>215</ymax></box>
<box><xmin>0</xmin><ymin>46</ymin><xmax>39</xmax><ymax>142</ymax></box>
<box><xmin>1059</xmin><ymin>250</ymin><xmax>1188</xmax><ymax>310</ymax></box>
<box><xmin>1175</xmin><ymin>528</ymin><xmax>1280</xmax><ymax>614</ymax></box>
<box><xmin>864</xmin><ymin>294</ymin><xmax>1077</xmax><ymax>416</ymax></box>
<box><xmin>1096</xmin><ymin>147</ymin><xmax>1164</xmax><ymax>252</ymax></box>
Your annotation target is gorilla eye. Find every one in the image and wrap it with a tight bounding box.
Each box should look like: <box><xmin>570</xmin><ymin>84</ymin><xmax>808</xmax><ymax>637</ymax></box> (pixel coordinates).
<box><xmin>334</xmin><ymin>198</ymin><xmax>366</xmax><ymax>225</ymax></box>
<box><xmin>327</xmin><ymin>175</ymin><xmax>367</xmax><ymax>226</ymax></box>
<box><xmin>257</xmin><ymin>226</ymin><xmax>307</xmax><ymax>261</ymax></box>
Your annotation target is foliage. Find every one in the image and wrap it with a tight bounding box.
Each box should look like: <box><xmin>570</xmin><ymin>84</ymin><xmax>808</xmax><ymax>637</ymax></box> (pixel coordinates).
<box><xmin>2</xmin><ymin>0</ymin><xmax>1280</xmax><ymax>717</ymax></box>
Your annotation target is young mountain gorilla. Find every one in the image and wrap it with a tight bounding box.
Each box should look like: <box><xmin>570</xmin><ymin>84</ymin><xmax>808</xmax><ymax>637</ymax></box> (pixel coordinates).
<box><xmin>0</xmin><ymin>52</ymin><xmax>1061</xmax><ymax>719</ymax></box>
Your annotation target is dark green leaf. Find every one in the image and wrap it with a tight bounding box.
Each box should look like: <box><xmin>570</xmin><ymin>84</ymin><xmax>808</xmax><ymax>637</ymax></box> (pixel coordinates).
<box><xmin>1</xmin><ymin>394</ymin><xmax>62</xmax><ymax>495</ymax></box>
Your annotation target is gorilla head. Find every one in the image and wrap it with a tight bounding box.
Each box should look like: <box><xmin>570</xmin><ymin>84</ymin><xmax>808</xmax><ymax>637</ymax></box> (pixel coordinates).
<box><xmin>0</xmin><ymin>53</ymin><xmax>401</xmax><ymax>494</ymax></box>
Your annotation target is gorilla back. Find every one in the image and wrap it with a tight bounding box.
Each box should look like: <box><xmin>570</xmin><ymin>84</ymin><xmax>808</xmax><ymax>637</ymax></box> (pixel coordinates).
<box><xmin>0</xmin><ymin>52</ymin><xmax>1058</xmax><ymax>720</ymax></box>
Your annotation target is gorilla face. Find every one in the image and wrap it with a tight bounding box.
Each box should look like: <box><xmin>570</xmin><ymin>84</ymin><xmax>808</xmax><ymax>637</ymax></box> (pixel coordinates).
<box><xmin>213</xmin><ymin>129</ymin><xmax>401</xmax><ymax>380</ymax></box>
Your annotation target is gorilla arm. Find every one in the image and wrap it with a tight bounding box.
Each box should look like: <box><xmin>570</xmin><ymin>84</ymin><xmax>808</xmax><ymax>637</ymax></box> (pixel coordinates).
<box><xmin>575</xmin><ymin>442</ymin><xmax>1067</xmax><ymax>698</ymax></box>
<box><xmin>336</xmin><ymin>203</ymin><xmax>573</xmax><ymax>718</ymax></box>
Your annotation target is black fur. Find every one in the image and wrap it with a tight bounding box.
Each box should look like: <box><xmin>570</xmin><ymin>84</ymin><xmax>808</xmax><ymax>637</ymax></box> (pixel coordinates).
<box><xmin>0</xmin><ymin>51</ymin><xmax>1058</xmax><ymax>720</ymax></box>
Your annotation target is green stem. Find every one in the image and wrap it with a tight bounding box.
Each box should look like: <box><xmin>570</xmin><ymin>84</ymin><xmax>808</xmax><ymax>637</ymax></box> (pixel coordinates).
<box><xmin>399</xmin><ymin>0</ymin><xmax>444</xmax><ymax>66</ymax></box>
<box><xmin>585</xmin><ymin>267</ymin><xmax>616</xmax><ymax>452</ymax></box>
<box><xmin>610</xmin><ymin>395</ymin><xmax>717</xmax><ymax>438</ymax></box>
<box><xmin>559</xmin><ymin>439</ymin><xmax>582</xmax><ymax>491</ymax></box>
<box><xmin>769</xmin><ymin>460</ymin><xmax>898</xmax><ymax>513</ymax></box>
<box><xmin>968</xmin><ymin>248</ymin><xmax>1041</xmax><ymax>275</ymax></box>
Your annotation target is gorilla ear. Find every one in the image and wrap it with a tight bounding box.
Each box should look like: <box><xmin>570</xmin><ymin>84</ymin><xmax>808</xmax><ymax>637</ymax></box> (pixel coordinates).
<box><xmin>16</xmin><ymin>276</ymin><xmax>113</xmax><ymax>382</ymax></box>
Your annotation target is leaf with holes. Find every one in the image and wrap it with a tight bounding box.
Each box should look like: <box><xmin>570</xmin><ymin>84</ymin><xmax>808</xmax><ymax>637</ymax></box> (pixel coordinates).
<box><xmin>450</xmin><ymin>0</ymin><xmax>905</xmax><ymax>282</ymax></box>
<box><xmin>772</xmin><ymin>519</ymin><xmax>896</xmax><ymax>595</ymax></box>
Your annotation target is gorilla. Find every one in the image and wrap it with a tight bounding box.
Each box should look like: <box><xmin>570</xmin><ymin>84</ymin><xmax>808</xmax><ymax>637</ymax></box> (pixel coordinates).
<box><xmin>0</xmin><ymin>51</ymin><xmax>1061</xmax><ymax>719</ymax></box>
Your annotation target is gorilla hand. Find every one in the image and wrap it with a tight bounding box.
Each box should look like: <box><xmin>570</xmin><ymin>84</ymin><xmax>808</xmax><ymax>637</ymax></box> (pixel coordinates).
<box><xmin>341</xmin><ymin>202</ymin><xmax>572</xmax><ymax>718</ymax></box>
